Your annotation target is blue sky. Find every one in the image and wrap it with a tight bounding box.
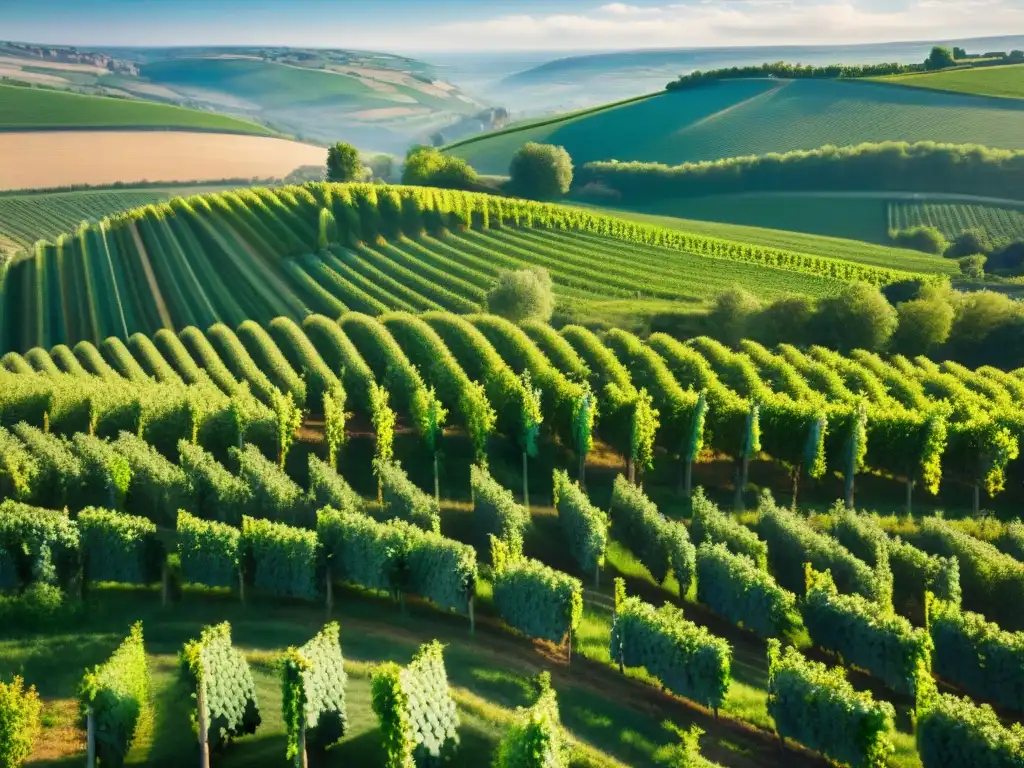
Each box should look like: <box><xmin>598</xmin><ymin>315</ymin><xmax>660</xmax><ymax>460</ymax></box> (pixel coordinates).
<box><xmin>5</xmin><ymin>0</ymin><xmax>1023</xmax><ymax>51</ymax></box>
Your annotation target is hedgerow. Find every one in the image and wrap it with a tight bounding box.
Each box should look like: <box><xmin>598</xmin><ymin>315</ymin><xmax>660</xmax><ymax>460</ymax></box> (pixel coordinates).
<box><xmin>767</xmin><ymin>639</ymin><xmax>895</xmax><ymax>768</ymax></box>
<box><xmin>78</xmin><ymin>622</ymin><xmax>149</xmax><ymax>768</ymax></box>
<box><xmin>371</xmin><ymin>641</ymin><xmax>459</xmax><ymax>768</ymax></box>
<box><xmin>241</xmin><ymin>516</ymin><xmax>320</xmax><ymax>601</ymax></box>
<box><xmin>689</xmin><ymin>489</ymin><xmax>767</xmax><ymax>570</ymax></box>
<box><xmin>611</xmin><ymin>583</ymin><xmax>731</xmax><ymax>711</ymax></box>
<box><xmin>0</xmin><ymin>427</ymin><xmax>38</xmax><ymax>503</ymax></box>
<box><xmin>552</xmin><ymin>469</ymin><xmax>607</xmax><ymax>582</ymax></box>
<box><xmin>471</xmin><ymin>464</ymin><xmax>530</xmax><ymax>554</ymax></box>
<box><xmin>180</xmin><ymin>623</ymin><xmax>261</xmax><ymax>751</ymax></box>
<box><xmin>609</xmin><ymin>475</ymin><xmax>694</xmax><ymax>589</ymax></box>
<box><xmin>0</xmin><ymin>500</ymin><xmax>79</xmax><ymax>590</ymax></box>
<box><xmin>491</xmin><ymin>536</ymin><xmax>582</xmax><ymax>645</ymax></box>
<box><xmin>307</xmin><ymin>455</ymin><xmax>364</xmax><ymax>516</ymax></box>
<box><xmin>804</xmin><ymin>566</ymin><xmax>931</xmax><ymax>696</ymax></box>
<box><xmin>696</xmin><ymin>543</ymin><xmax>802</xmax><ymax>640</ymax></box>
<box><xmin>232</xmin><ymin>444</ymin><xmax>309</xmax><ymax>527</ymax></box>
<box><xmin>178</xmin><ymin>440</ymin><xmax>252</xmax><ymax>526</ymax></box>
<box><xmin>374</xmin><ymin>459</ymin><xmax>440</xmax><ymax>534</ymax></box>
<box><xmin>72</xmin><ymin>433</ymin><xmax>132</xmax><ymax>511</ymax></box>
<box><xmin>78</xmin><ymin>508</ymin><xmax>162</xmax><ymax>586</ymax></box>
<box><xmin>12</xmin><ymin>423</ymin><xmax>82</xmax><ymax>509</ymax></box>
<box><xmin>113</xmin><ymin>431</ymin><xmax>188</xmax><ymax>527</ymax></box>
<box><xmin>177</xmin><ymin>511</ymin><xmax>240</xmax><ymax>590</ymax></box>
<box><xmin>282</xmin><ymin>622</ymin><xmax>348</xmax><ymax>762</ymax></box>
<box><xmin>494</xmin><ymin>672</ymin><xmax>569</xmax><ymax>768</ymax></box>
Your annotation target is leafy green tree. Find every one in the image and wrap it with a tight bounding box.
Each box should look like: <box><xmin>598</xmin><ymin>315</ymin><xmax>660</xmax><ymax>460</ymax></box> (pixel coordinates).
<box><xmin>708</xmin><ymin>287</ymin><xmax>761</xmax><ymax>346</ymax></box>
<box><xmin>486</xmin><ymin>268</ymin><xmax>555</xmax><ymax>324</ymax></box>
<box><xmin>509</xmin><ymin>143</ymin><xmax>574</xmax><ymax>200</ymax></box>
<box><xmin>892</xmin><ymin>297</ymin><xmax>954</xmax><ymax>354</ymax></box>
<box><xmin>367</xmin><ymin>154</ymin><xmax>396</xmax><ymax>183</ymax></box>
<box><xmin>813</xmin><ymin>284</ymin><xmax>897</xmax><ymax>353</ymax></box>
<box><xmin>326</xmin><ymin>143</ymin><xmax>364</xmax><ymax>183</ymax></box>
<box><xmin>958</xmin><ymin>254</ymin><xmax>987</xmax><ymax>279</ymax></box>
<box><xmin>401</xmin><ymin>146</ymin><xmax>478</xmax><ymax>190</ymax></box>
<box><xmin>752</xmin><ymin>295</ymin><xmax>814</xmax><ymax>346</ymax></box>
<box><xmin>946</xmin><ymin>228</ymin><xmax>992</xmax><ymax>258</ymax></box>
<box><xmin>926</xmin><ymin>46</ymin><xmax>956</xmax><ymax>70</ymax></box>
<box><xmin>891</xmin><ymin>226</ymin><xmax>948</xmax><ymax>255</ymax></box>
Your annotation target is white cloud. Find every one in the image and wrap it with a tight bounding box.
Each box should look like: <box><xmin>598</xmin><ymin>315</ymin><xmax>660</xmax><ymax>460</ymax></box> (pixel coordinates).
<box><xmin>406</xmin><ymin>0</ymin><xmax>1024</xmax><ymax>51</ymax></box>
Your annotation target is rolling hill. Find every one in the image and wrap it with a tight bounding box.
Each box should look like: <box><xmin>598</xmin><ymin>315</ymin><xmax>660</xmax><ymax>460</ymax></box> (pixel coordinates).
<box><xmin>0</xmin><ymin>83</ymin><xmax>275</xmax><ymax>133</ymax></box>
<box><xmin>875</xmin><ymin>62</ymin><xmax>1024</xmax><ymax>99</ymax></box>
<box><xmin>445</xmin><ymin>79</ymin><xmax>1024</xmax><ymax>175</ymax></box>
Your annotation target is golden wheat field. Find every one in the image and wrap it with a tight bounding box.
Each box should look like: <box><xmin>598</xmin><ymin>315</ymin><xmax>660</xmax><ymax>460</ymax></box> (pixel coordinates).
<box><xmin>0</xmin><ymin>131</ymin><xmax>326</xmax><ymax>190</ymax></box>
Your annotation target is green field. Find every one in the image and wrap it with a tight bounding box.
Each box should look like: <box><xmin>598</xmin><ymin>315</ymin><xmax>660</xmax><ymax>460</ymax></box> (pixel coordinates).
<box><xmin>0</xmin><ymin>184</ymin><xmax>939</xmax><ymax>353</ymax></box>
<box><xmin>890</xmin><ymin>200</ymin><xmax>1024</xmax><ymax>241</ymax></box>
<box><xmin>446</xmin><ymin>79</ymin><xmax>1024</xmax><ymax>175</ymax></box>
<box><xmin>876</xmin><ymin>63</ymin><xmax>1024</xmax><ymax>99</ymax></box>
<box><xmin>0</xmin><ymin>84</ymin><xmax>276</xmax><ymax>134</ymax></box>
<box><xmin>0</xmin><ymin>186</ymin><xmax>237</xmax><ymax>258</ymax></box>
<box><xmin>577</xmin><ymin>201</ymin><xmax>960</xmax><ymax>275</ymax></box>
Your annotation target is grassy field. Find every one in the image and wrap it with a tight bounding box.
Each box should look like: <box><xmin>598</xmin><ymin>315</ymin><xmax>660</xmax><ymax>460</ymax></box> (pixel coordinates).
<box><xmin>577</xmin><ymin>202</ymin><xmax>960</xmax><ymax>275</ymax></box>
<box><xmin>0</xmin><ymin>132</ymin><xmax>325</xmax><ymax>191</ymax></box>
<box><xmin>875</xmin><ymin>63</ymin><xmax>1024</xmax><ymax>99</ymax></box>
<box><xmin>0</xmin><ymin>186</ymin><xmax>237</xmax><ymax>256</ymax></box>
<box><xmin>445</xmin><ymin>79</ymin><xmax>1024</xmax><ymax>175</ymax></box>
<box><xmin>0</xmin><ymin>84</ymin><xmax>275</xmax><ymax>134</ymax></box>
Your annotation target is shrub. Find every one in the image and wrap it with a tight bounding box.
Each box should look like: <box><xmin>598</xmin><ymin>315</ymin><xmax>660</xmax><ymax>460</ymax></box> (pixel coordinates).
<box><xmin>471</xmin><ymin>464</ymin><xmax>530</xmax><ymax>554</ymax></box>
<box><xmin>79</xmin><ymin>622</ymin><xmax>149</xmax><ymax>768</ymax></box>
<box><xmin>696</xmin><ymin>543</ymin><xmax>802</xmax><ymax>640</ymax></box>
<box><xmin>180</xmin><ymin>623</ymin><xmax>261</xmax><ymax>751</ymax></box>
<box><xmin>11</xmin><ymin>423</ymin><xmax>82</xmax><ymax>510</ymax></box>
<box><xmin>0</xmin><ymin>583</ymin><xmax>74</xmax><ymax>628</ymax></box>
<box><xmin>958</xmin><ymin>254</ymin><xmax>986</xmax><ymax>278</ymax></box>
<box><xmin>282</xmin><ymin>623</ymin><xmax>348</xmax><ymax>760</ymax></box>
<box><xmin>0</xmin><ymin>427</ymin><xmax>38</xmax><ymax>502</ymax></box>
<box><xmin>371</xmin><ymin>641</ymin><xmax>460</xmax><ymax>768</ymax></box>
<box><xmin>890</xmin><ymin>226</ymin><xmax>948</xmax><ymax>254</ymax></box>
<box><xmin>494</xmin><ymin>672</ymin><xmax>569</xmax><ymax>768</ymax></box>
<box><xmin>113</xmin><ymin>432</ymin><xmax>189</xmax><ymax>527</ymax></box>
<box><xmin>812</xmin><ymin>284</ymin><xmax>898</xmax><ymax>353</ymax></box>
<box><xmin>708</xmin><ymin>287</ymin><xmax>761</xmax><ymax>346</ymax></box>
<box><xmin>767</xmin><ymin>640</ymin><xmax>895</xmax><ymax>768</ymax></box>
<box><xmin>690</xmin><ymin>489</ymin><xmax>767</xmax><ymax>570</ymax></box>
<box><xmin>929</xmin><ymin>595</ymin><xmax>1024</xmax><ymax>713</ymax></box>
<box><xmin>307</xmin><ymin>455</ymin><xmax>363</xmax><ymax>516</ymax></box>
<box><xmin>946</xmin><ymin>228</ymin><xmax>992</xmax><ymax>258</ymax></box>
<box><xmin>241</xmin><ymin>516</ymin><xmax>320</xmax><ymax>601</ymax></box>
<box><xmin>611</xmin><ymin>586</ymin><xmax>731</xmax><ymax>711</ymax></box>
<box><xmin>0</xmin><ymin>676</ymin><xmax>41</xmax><ymax>768</ymax></box>
<box><xmin>71</xmin><ymin>433</ymin><xmax>132</xmax><ymax>511</ymax></box>
<box><xmin>491</xmin><ymin>537</ymin><xmax>582</xmax><ymax>645</ymax></box>
<box><xmin>177</xmin><ymin>511</ymin><xmax>240</xmax><ymax>589</ymax></box>
<box><xmin>0</xmin><ymin>500</ymin><xmax>79</xmax><ymax>590</ymax></box>
<box><xmin>374</xmin><ymin>459</ymin><xmax>440</xmax><ymax>534</ymax></box>
<box><xmin>178</xmin><ymin>441</ymin><xmax>252</xmax><ymax>526</ymax></box>
<box><xmin>401</xmin><ymin>146</ymin><xmax>478</xmax><ymax>191</ymax></box>
<box><xmin>78</xmin><ymin>508</ymin><xmax>163</xmax><ymax>586</ymax></box>
<box><xmin>486</xmin><ymin>268</ymin><xmax>555</xmax><ymax>324</ymax></box>
<box><xmin>552</xmin><ymin>470</ymin><xmax>608</xmax><ymax>580</ymax></box>
<box><xmin>609</xmin><ymin>475</ymin><xmax>694</xmax><ymax>589</ymax></box>
<box><xmin>757</xmin><ymin>497</ymin><xmax>886</xmax><ymax>602</ymax></box>
<box><xmin>509</xmin><ymin>142</ymin><xmax>573</xmax><ymax>200</ymax></box>
<box><xmin>326</xmin><ymin>142</ymin><xmax>365</xmax><ymax>183</ymax></box>
<box><xmin>804</xmin><ymin>567</ymin><xmax>931</xmax><ymax>696</ymax></box>
<box><xmin>892</xmin><ymin>298</ymin><xmax>954</xmax><ymax>354</ymax></box>
<box><xmin>232</xmin><ymin>444</ymin><xmax>309</xmax><ymax>527</ymax></box>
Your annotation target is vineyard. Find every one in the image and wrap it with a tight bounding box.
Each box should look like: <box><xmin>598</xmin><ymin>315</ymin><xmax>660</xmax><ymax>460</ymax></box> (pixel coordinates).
<box><xmin>0</xmin><ymin>182</ymin><xmax>938</xmax><ymax>354</ymax></box>
<box><xmin>889</xmin><ymin>200</ymin><xmax>1024</xmax><ymax>242</ymax></box>
<box><xmin>3</xmin><ymin>312</ymin><xmax>1024</xmax><ymax>766</ymax></box>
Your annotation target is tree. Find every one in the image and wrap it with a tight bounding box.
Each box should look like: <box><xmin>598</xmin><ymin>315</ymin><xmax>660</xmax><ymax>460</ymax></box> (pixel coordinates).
<box><xmin>812</xmin><ymin>284</ymin><xmax>897</xmax><ymax>353</ymax></box>
<box><xmin>946</xmin><ymin>228</ymin><xmax>992</xmax><ymax>258</ymax></box>
<box><xmin>401</xmin><ymin>146</ymin><xmax>478</xmax><ymax>191</ymax></box>
<box><xmin>891</xmin><ymin>226</ymin><xmax>948</xmax><ymax>255</ymax></box>
<box><xmin>881</xmin><ymin>278</ymin><xmax>927</xmax><ymax>305</ymax></box>
<box><xmin>367</xmin><ymin>154</ymin><xmax>395</xmax><ymax>183</ymax></box>
<box><xmin>486</xmin><ymin>268</ymin><xmax>555</xmax><ymax>324</ymax></box>
<box><xmin>509</xmin><ymin>143</ymin><xmax>573</xmax><ymax>200</ymax></box>
<box><xmin>326</xmin><ymin>143</ymin><xmax>364</xmax><ymax>183</ymax></box>
<box><xmin>430</xmin><ymin>131</ymin><xmax>446</xmax><ymax>147</ymax></box>
<box><xmin>952</xmin><ymin>47</ymin><xmax>967</xmax><ymax>60</ymax></box>
<box><xmin>752</xmin><ymin>295</ymin><xmax>814</xmax><ymax>346</ymax></box>
<box><xmin>958</xmin><ymin>254</ymin><xmax>986</xmax><ymax>279</ymax></box>
<box><xmin>988</xmin><ymin>239</ymin><xmax>1024</xmax><ymax>274</ymax></box>
<box><xmin>891</xmin><ymin>298</ymin><xmax>954</xmax><ymax>354</ymax></box>
<box><xmin>708</xmin><ymin>287</ymin><xmax>761</xmax><ymax>346</ymax></box>
<box><xmin>926</xmin><ymin>46</ymin><xmax>956</xmax><ymax>70</ymax></box>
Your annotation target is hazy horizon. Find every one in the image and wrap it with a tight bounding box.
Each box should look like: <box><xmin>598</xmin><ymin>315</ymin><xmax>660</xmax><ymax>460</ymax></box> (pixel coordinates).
<box><xmin>5</xmin><ymin>0</ymin><xmax>1023</xmax><ymax>53</ymax></box>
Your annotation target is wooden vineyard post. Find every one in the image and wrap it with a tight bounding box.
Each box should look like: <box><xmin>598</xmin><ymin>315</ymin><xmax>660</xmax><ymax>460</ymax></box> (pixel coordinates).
<box><xmin>86</xmin><ymin>706</ymin><xmax>96</xmax><ymax>768</ymax></box>
<box><xmin>683</xmin><ymin>459</ymin><xmax>692</xmax><ymax>498</ymax></box>
<box><xmin>298</xmin><ymin>720</ymin><xmax>308</xmax><ymax>768</ymax></box>
<box><xmin>197</xmin><ymin>681</ymin><xmax>210</xmax><ymax>768</ymax></box>
<box><xmin>434</xmin><ymin>452</ymin><xmax>440</xmax><ymax>506</ymax></box>
<box><xmin>905</xmin><ymin>477</ymin><xmax>914</xmax><ymax>515</ymax></box>
<box><xmin>566</xmin><ymin>626</ymin><xmax>572</xmax><ymax>666</ymax></box>
<box><xmin>161</xmin><ymin>560</ymin><xmax>169</xmax><ymax>608</ymax></box>
<box><xmin>973</xmin><ymin>483</ymin><xmax>981</xmax><ymax>515</ymax></box>
<box><xmin>844</xmin><ymin>468</ymin><xmax>855</xmax><ymax>510</ymax></box>
<box><xmin>594</xmin><ymin>564</ymin><xmax>600</xmax><ymax>590</ymax></box>
<box><xmin>468</xmin><ymin>596</ymin><xmax>475</xmax><ymax>635</ymax></box>
<box><xmin>238</xmin><ymin>568</ymin><xmax>246</xmax><ymax>606</ymax></box>
<box><xmin>522</xmin><ymin>451</ymin><xmax>530</xmax><ymax>513</ymax></box>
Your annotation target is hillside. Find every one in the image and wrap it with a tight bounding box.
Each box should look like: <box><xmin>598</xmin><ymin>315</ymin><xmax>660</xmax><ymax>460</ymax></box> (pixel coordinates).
<box><xmin>445</xmin><ymin>79</ymin><xmax>1024</xmax><ymax>175</ymax></box>
<box><xmin>0</xmin><ymin>183</ymin><xmax>934</xmax><ymax>354</ymax></box>
<box><xmin>876</xmin><ymin>63</ymin><xmax>1024</xmax><ymax>99</ymax></box>
<box><xmin>0</xmin><ymin>83</ymin><xmax>275</xmax><ymax>133</ymax></box>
